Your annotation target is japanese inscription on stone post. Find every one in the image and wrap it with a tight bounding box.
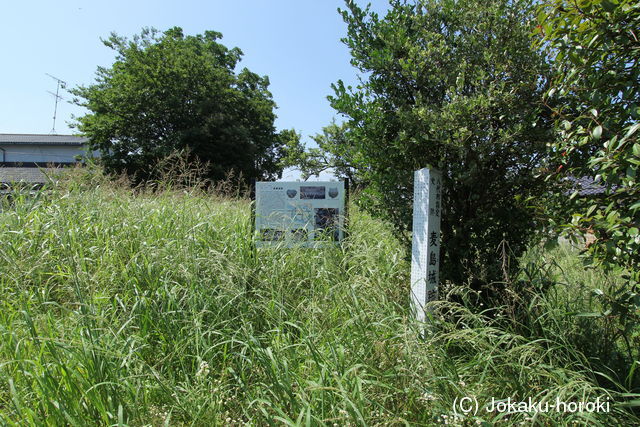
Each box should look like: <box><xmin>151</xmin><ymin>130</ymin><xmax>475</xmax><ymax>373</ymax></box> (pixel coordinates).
<box><xmin>410</xmin><ymin>167</ymin><xmax>442</xmax><ymax>322</ymax></box>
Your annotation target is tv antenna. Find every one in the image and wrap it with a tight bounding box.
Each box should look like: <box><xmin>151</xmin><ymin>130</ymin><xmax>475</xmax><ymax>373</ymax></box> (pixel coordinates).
<box><xmin>46</xmin><ymin>73</ymin><xmax>67</xmax><ymax>134</ymax></box>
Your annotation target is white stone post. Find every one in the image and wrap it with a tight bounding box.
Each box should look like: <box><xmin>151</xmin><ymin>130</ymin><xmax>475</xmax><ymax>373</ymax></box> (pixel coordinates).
<box><xmin>410</xmin><ymin>167</ymin><xmax>442</xmax><ymax>322</ymax></box>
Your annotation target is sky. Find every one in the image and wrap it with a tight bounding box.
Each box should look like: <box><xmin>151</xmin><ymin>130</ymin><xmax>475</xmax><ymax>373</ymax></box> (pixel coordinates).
<box><xmin>0</xmin><ymin>0</ymin><xmax>390</xmax><ymax>179</ymax></box>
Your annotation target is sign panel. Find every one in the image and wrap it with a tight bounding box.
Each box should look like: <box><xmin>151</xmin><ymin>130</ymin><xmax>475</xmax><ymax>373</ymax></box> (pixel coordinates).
<box><xmin>410</xmin><ymin>167</ymin><xmax>442</xmax><ymax>322</ymax></box>
<box><xmin>254</xmin><ymin>181</ymin><xmax>346</xmax><ymax>248</ymax></box>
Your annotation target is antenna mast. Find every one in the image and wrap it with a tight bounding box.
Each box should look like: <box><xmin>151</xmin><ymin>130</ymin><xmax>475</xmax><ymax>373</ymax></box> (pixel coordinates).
<box><xmin>46</xmin><ymin>73</ymin><xmax>67</xmax><ymax>134</ymax></box>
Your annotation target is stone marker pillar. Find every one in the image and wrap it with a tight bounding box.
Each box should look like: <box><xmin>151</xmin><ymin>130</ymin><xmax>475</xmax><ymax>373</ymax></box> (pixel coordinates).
<box><xmin>411</xmin><ymin>167</ymin><xmax>442</xmax><ymax>322</ymax></box>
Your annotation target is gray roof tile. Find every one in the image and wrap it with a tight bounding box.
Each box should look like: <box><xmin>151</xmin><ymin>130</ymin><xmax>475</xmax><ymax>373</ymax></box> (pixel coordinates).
<box><xmin>0</xmin><ymin>134</ymin><xmax>88</xmax><ymax>146</ymax></box>
<box><xmin>565</xmin><ymin>175</ymin><xmax>610</xmax><ymax>196</ymax></box>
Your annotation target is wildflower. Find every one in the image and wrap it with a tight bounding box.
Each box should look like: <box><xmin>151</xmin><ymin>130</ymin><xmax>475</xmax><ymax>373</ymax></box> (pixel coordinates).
<box><xmin>196</xmin><ymin>360</ymin><xmax>210</xmax><ymax>380</ymax></box>
<box><xmin>419</xmin><ymin>392</ymin><xmax>437</xmax><ymax>403</ymax></box>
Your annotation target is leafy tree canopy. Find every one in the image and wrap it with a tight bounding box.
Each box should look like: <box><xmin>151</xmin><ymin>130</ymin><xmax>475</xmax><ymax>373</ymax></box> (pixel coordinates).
<box><xmin>537</xmin><ymin>1</ymin><xmax>640</xmax><ymax>324</ymax></box>
<box><xmin>281</xmin><ymin>121</ymin><xmax>360</xmax><ymax>183</ymax></box>
<box><xmin>72</xmin><ymin>27</ymin><xmax>287</xmax><ymax>182</ymax></box>
<box><xmin>324</xmin><ymin>0</ymin><xmax>554</xmax><ymax>284</ymax></box>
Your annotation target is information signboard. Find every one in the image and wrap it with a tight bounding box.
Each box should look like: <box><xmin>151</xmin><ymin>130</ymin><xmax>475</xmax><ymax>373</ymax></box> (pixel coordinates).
<box><xmin>254</xmin><ymin>181</ymin><xmax>347</xmax><ymax>248</ymax></box>
<box><xmin>410</xmin><ymin>167</ymin><xmax>442</xmax><ymax>322</ymax></box>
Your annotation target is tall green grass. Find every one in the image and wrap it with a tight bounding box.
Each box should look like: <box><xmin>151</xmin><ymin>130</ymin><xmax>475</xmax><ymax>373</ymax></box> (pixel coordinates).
<box><xmin>0</xmin><ymin>170</ymin><xmax>638</xmax><ymax>425</ymax></box>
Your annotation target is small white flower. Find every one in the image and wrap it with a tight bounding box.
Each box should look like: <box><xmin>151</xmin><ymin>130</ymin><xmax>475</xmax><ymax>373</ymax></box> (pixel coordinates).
<box><xmin>196</xmin><ymin>360</ymin><xmax>210</xmax><ymax>380</ymax></box>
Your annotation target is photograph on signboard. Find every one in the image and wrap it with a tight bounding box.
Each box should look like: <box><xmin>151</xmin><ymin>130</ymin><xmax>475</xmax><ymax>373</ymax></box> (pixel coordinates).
<box><xmin>261</xmin><ymin>228</ymin><xmax>285</xmax><ymax>241</ymax></box>
<box><xmin>300</xmin><ymin>186</ymin><xmax>326</xmax><ymax>199</ymax></box>
<box><xmin>314</xmin><ymin>208</ymin><xmax>339</xmax><ymax>241</ymax></box>
<box><xmin>291</xmin><ymin>228</ymin><xmax>308</xmax><ymax>241</ymax></box>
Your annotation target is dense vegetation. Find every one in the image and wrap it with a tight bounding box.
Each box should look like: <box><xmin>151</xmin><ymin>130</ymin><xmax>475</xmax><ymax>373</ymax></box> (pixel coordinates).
<box><xmin>290</xmin><ymin>0</ymin><xmax>556</xmax><ymax>285</ymax></box>
<box><xmin>285</xmin><ymin>0</ymin><xmax>639</xmax><ymax>376</ymax></box>
<box><xmin>72</xmin><ymin>27</ymin><xmax>289</xmax><ymax>183</ymax></box>
<box><xmin>1</xmin><ymin>0</ymin><xmax>638</xmax><ymax>424</ymax></box>
<box><xmin>537</xmin><ymin>0</ymin><xmax>640</xmax><ymax>335</ymax></box>
<box><xmin>0</xmin><ymin>170</ymin><xmax>638</xmax><ymax>425</ymax></box>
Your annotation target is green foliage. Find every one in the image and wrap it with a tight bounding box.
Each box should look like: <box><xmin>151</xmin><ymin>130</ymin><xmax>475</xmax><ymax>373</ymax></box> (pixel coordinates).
<box><xmin>72</xmin><ymin>27</ymin><xmax>287</xmax><ymax>183</ymax></box>
<box><xmin>327</xmin><ymin>0</ymin><xmax>554</xmax><ymax>284</ymax></box>
<box><xmin>0</xmin><ymin>173</ymin><xmax>639</xmax><ymax>424</ymax></box>
<box><xmin>537</xmin><ymin>0</ymin><xmax>640</xmax><ymax>333</ymax></box>
<box><xmin>281</xmin><ymin>121</ymin><xmax>360</xmax><ymax>183</ymax></box>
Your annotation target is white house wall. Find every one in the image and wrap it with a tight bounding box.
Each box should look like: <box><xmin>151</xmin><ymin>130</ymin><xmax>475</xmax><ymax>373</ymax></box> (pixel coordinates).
<box><xmin>0</xmin><ymin>145</ymin><xmax>94</xmax><ymax>163</ymax></box>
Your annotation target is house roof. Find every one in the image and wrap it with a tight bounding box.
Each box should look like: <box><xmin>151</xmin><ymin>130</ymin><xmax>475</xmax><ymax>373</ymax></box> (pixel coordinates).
<box><xmin>565</xmin><ymin>176</ymin><xmax>608</xmax><ymax>196</ymax></box>
<box><xmin>0</xmin><ymin>167</ymin><xmax>66</xmax><ymax>184</ymax></box>
<box><xmin>0</xmin><ymin>134</ymin><xmax>88</xmax><ymax>146</ymax></box>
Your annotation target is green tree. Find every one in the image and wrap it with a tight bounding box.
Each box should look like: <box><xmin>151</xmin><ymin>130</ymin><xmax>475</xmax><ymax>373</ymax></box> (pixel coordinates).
<box><xmin>72</xmin><ymin>27</ymin><xmax>286</xmax><ymax>182</ymax></box>
<box><xmin>328</xmin><ymin>0</ymin><xmax>554</xmax><ymax>284</ymax></box>
<box><xmin>537</xmin><ymin>1</ymin><xmax>640</xmax><ymax>332</ymax></box>
<box><xmin>281</xmin><ymin>121</ymin><xmax>360</xmax><ymax>182</ymax></box>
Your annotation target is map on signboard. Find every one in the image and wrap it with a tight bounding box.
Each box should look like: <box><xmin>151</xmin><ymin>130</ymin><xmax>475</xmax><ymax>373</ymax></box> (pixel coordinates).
<box><xmin>254</xmin><ymin>181</ymin><xmax>346</xmax><ymax>248</ymax></box>
<box><xmin>410</xmin><ymin>167</ymin><xmax>442</xmax><ymax>322</ymax></box>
